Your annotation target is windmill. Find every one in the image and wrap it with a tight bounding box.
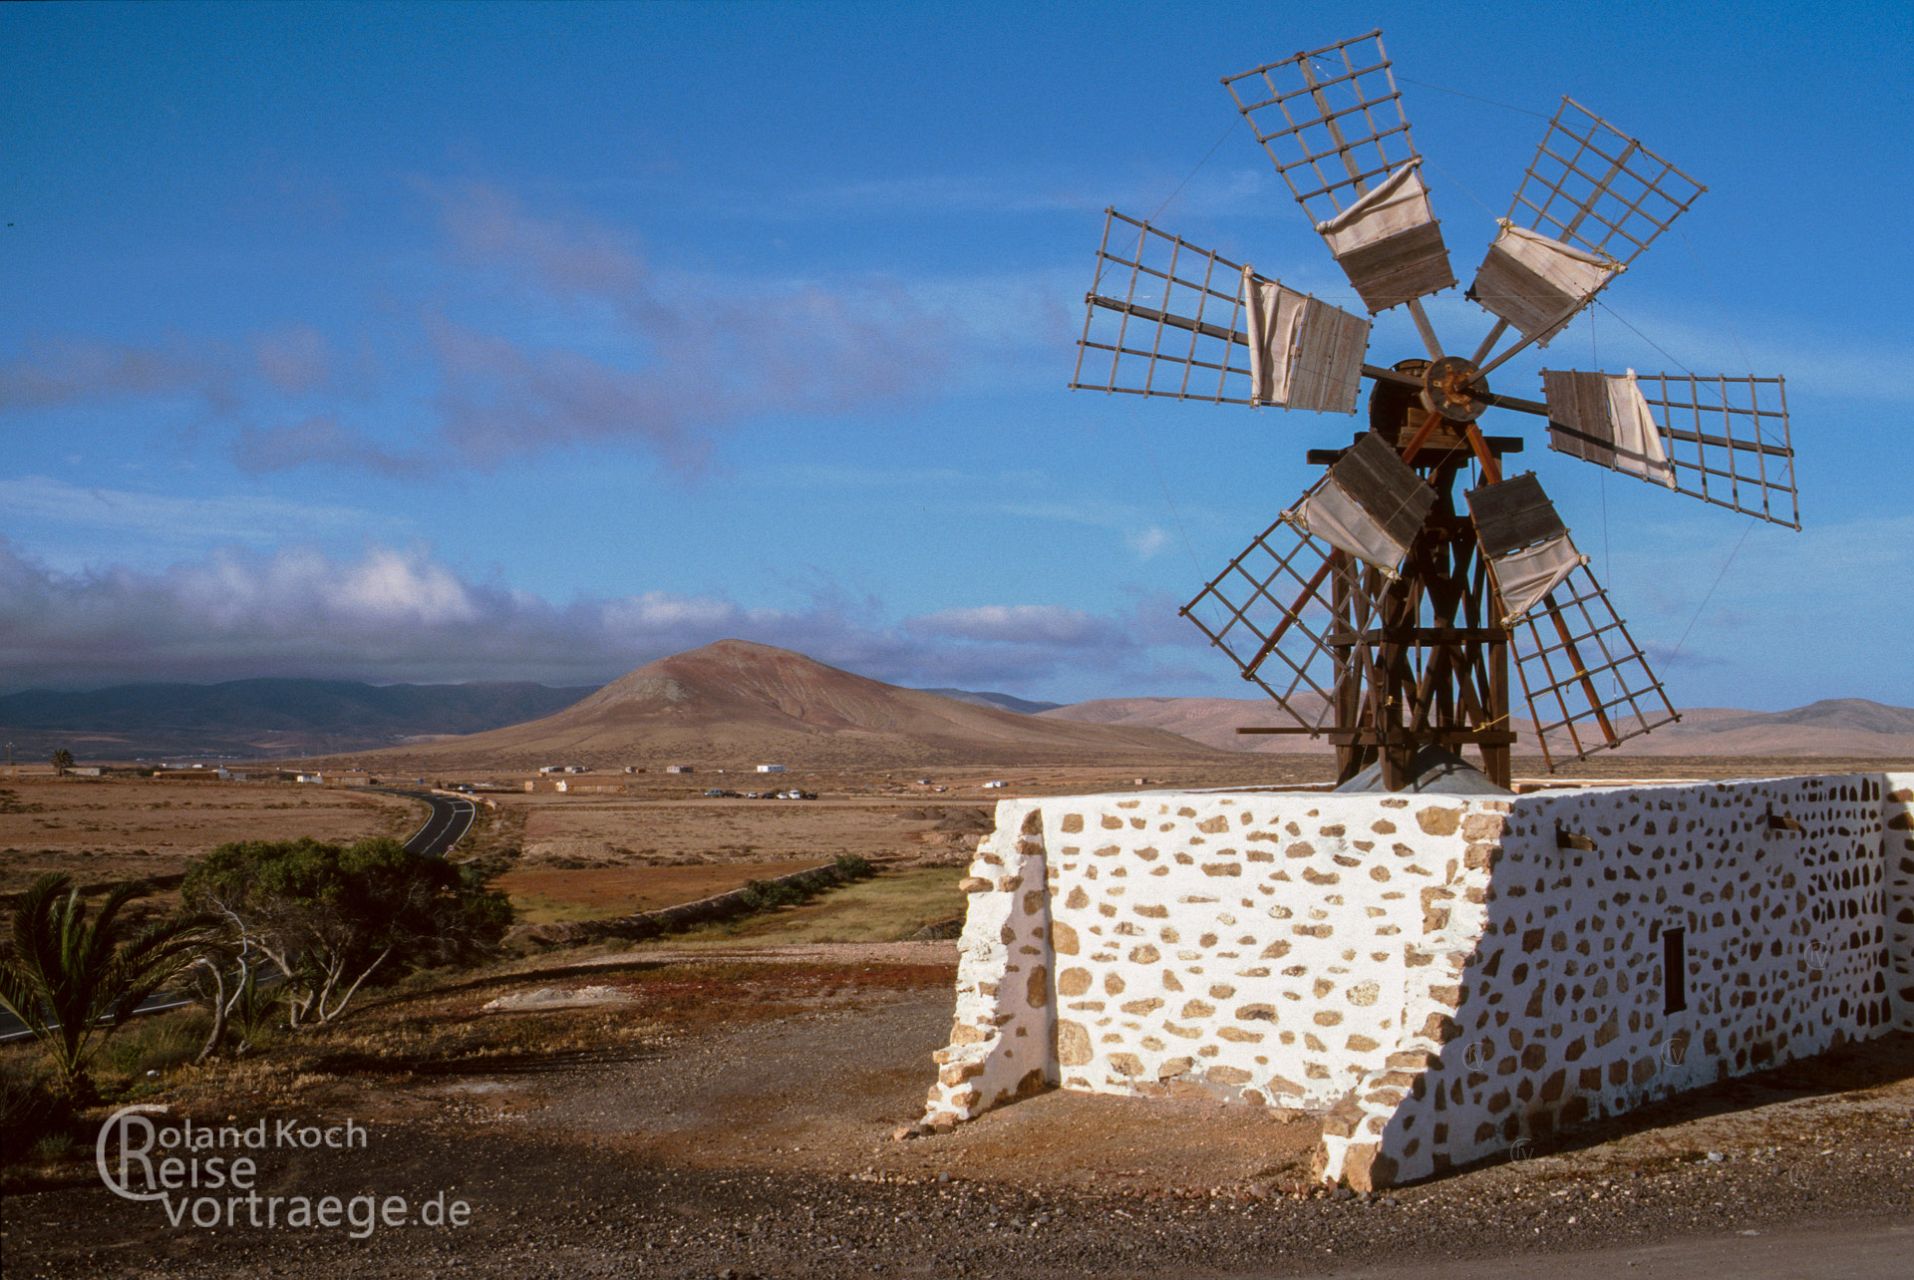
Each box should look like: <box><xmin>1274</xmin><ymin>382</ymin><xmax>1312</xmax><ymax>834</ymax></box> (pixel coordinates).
<box><xmin>1069</xmin><ymin>29</ymin><xmax>1799</xmax><ymax>792</ymax></box>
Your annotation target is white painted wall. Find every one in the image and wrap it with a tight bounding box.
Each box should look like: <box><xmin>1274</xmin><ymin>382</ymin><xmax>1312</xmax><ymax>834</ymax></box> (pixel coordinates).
<box><xmin>923</xmin><ymin>772</ymin><xmax>1914</xmax><ymax>1189</ymax></box>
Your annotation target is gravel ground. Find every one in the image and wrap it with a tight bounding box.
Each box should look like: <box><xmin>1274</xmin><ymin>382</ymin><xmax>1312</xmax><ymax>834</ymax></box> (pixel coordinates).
<box><xmin>5</xmin><ymin>979</ymin><xmax>1912</xmax><ymax>1278</ymax></box>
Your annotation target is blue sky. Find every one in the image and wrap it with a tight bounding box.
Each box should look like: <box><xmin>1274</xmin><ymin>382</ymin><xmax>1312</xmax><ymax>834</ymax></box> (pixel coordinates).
<box><xmin>2</xmin><ymin>0</ymin><xmax>1909</xmax><ymax>707</ymax></box>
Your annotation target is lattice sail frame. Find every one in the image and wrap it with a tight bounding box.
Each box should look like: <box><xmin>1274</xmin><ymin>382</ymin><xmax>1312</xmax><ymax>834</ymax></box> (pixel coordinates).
<box><xmin>1635</xmin><ymin>373</ymin><xmax>1798</xmax><ymax>528</ymax></box>
<box><xmin>1545</xmin><ymin>370</ymin><xmax>1800</xmax><ymax>529</ymax></box>
<box><xmin>1072</xmin><ymin>209</ymin><xmax>1251</xmax><ymax>404</ymax></box>
<box><xmin>1222</xmin><ymin>31</ymin><xmax>1455</xmax><ymax>317</ymax></box>
<box><xmin>1506</xmin><ymin>563</ymin><xmax>1677</xmax><ymax>769</ymax></box>
<box><xmin>1506</xmin><ymin>97</ymin><xmax>1706</xmax><ymax>267</ymax></box>
<box><xmin>1180</xmin><ymin>517</ymin><xmax>1374</xmax><ymax>733</ymax></box>
<box><xmin>1222</xmin><ymin>30</ymin><xmax>1420</xmax><ymax>225</ymax></box>
<box><xmin>1071</xmin><ymin>208</ymin><xmax>1368</xmax><ymax>412</ymax></box>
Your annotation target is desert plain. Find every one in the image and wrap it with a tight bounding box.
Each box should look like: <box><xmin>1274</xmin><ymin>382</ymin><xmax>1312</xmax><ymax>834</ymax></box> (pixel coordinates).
<box><xmin>4</xmin><ymin>752</ymin><xmax>1913</xmax><ymax>1278</ymax></box>
<box><xmin>4</xmin><ymin>641</ymin><xmax>1912</xmax><ymax>1278</ymax></box>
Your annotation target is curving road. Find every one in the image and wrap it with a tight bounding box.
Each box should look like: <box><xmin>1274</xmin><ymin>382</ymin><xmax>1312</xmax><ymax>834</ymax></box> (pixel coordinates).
<box><xmin>390</xmin><ymin>789</ymin><xmax>477</xmax><ymax>858</ymax></box>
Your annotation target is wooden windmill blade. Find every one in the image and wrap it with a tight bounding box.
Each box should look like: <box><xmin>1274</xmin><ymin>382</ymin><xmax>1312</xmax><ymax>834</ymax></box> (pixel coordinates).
<box><xmin>1465</xmin><ymin>472</ymin><xmax>1677</xmax><ymax>766</ymax></box>
<box><xmin>1180</xmin><ymin>514</ymin><xmax>1377</xmax><ymax>732</ymax></box>
<box><xmin>1469</xmin><ymin>98</ymin><xmax>1705</xmax><ymax>369</ymax></box>
<box><xmin>1466</xmin><ymin>473</ymin><xmax>1585</xmax><ymax>625</ymax></box>
<box><xmin>1221</xmin><ymin>32</ymin><xmax>1456</xmax><ymax>325</ymax></box>
<box><xmin>1286</xmin><ymin>430</ymin><xmax>1435</xmax><ymax>577</ymax></box>
<box><xmin>1073</xmin><ymin>208</ymin><xmax>1370</xmax><ymax>413</ymax></box>
<box><xmin>1542</xmin><ymin>369</ymin><xmax>1800</xmax><ymax>529</ymax></box>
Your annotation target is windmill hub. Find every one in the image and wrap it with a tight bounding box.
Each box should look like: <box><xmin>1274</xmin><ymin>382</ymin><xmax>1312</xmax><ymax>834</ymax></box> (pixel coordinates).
<box><xmin>1420</xmin><ymin>355</ymin><xmax>1489</xmax><ymax>423</ymax></box>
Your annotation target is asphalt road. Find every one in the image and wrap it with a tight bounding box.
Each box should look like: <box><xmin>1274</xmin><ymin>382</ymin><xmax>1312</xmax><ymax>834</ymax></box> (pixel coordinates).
<box><xmin>0</xmin><ymin>788</ymin><xmax>473</xmax><ymax>1043</ymax></box>
<box><xmin>390</xmin><ymin>788</ymin><xmax>477</xmax><ymax>858</ymax></box>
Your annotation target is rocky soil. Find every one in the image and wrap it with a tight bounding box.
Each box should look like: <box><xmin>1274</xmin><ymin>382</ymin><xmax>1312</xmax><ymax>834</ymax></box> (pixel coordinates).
<box><xmin>4</xmin><ymin>957</ymin><xmax>1911</xmax><ymax>1279</ymax></box>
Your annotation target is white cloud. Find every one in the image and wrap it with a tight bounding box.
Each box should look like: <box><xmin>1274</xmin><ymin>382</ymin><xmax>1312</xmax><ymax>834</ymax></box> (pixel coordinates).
<box><xmin>1127</xmin><ymin>525</ymin><xmax>1171</xmax><ymax>559</ymax></box>
<box><xmin>0</xmin><ymin>543</ymin><xmax>1167</xmax><ymax>694</ymax></box>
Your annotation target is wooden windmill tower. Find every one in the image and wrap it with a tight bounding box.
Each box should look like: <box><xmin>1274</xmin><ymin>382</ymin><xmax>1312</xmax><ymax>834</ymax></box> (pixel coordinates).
<box><xmin>1070</xmin><ymin>30</ymin><xmax>1800</xmax><ymax>791</ymax></box>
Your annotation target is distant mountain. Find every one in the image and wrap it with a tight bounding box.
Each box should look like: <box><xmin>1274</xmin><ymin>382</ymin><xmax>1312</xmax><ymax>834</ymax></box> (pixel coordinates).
<box><xmin>1043</xmin><ymin>695</ymin><xmax>1914</xmax><ymax>759</ymax></box>
<box><xmin>917</xmin><ymin>687</ymin><xmax>1064</xmax><ymax>715</ymax></box>
<box><xmin>1042</xmin><ymin>696</ymin><xmax>1330</xmax><ymax>755</ymax></box>
<box><xmin>0</xmin><ymin>678</ymin><xmax>600</xmax><ymax>761</ymax></box>
<box><xmin>14</xmin><ymin>660</ymin><xmax>1906</xmax><ymax>767</ymax></box>
<box><xmin>357</xmin><ymin>639</ymin><xmax>1219</xmax><ymax>770</ymax></box>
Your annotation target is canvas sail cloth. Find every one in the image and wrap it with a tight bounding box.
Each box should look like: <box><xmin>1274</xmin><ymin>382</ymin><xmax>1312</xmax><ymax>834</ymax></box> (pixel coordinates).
<box><xmin>1284</xmin><ymin>431</ymin><xmax>1434</xmax><ymax>579</ymax></box>
<box><xmin>1240</xmin><ymin>266</ymin><xmax>1369</xmax><ymax>412</ymax></box>
<box><xmin>1465</xmin><ymin>473</ymin><xmax>1588</xmax><ymax>625</ymax></box>
<box><xmin>1470</xmin><ymin>222</ymin><xmax>1621</xmax><ymax>346</ymax></box>
<box><xmin>1315</xmin><ymin>161</ymin><xmax>1455</xmax><ymax>313</ymax></box>
<box><xmin>1543</xmin><ymin>369</ymin><xmax>1677</xmax><ymax>488</ymax></box>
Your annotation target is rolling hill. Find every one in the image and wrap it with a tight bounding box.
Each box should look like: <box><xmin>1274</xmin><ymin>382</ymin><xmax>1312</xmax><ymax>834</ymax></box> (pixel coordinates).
<box><xmin>353</xmin><ymin>639</ymin><xmax>1223</xmax><ymax>769</ymax></box>
<box><xmin>1042</xmin><ymin>695</ymin><xmax>1914</xmax><ymax>759</ymax></box>
<box><xmin>916</xmin><ymin>687</ymin><xmax>1064</xmax><ymax>715</ymax></box>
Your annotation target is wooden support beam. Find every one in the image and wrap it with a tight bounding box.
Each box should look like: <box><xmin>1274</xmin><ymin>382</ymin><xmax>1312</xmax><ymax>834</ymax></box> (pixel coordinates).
<box><xmin>1241</xmin><ymin>557</ymin><xmax>1334</xmax><ymax>680</ymax></box>
<box><xmin>1462</xmin><ymin>421</ymin><xmax>1503</xmax><ymax>486</ymax></box>
<box><xmin>1542</xmin><ymin>594</ymin><xmax>1617</xmax><ymax>746</ymax></box>
<box><xmin>1399</xmin><ymin>409</ymin><xmax>1445</xmax><ymax>467</ymax></box>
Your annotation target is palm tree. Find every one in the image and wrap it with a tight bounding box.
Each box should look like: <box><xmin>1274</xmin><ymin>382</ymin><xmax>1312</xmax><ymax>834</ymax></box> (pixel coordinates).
<box><xmin>0</xmin><ymin>875</ymin><xmax>220</xmax><ymax>1099</ymax></box>
<box><xmin>49</xmin><ymin>748</ymin><xmax>73</xmax><ymax>776</ymax></box>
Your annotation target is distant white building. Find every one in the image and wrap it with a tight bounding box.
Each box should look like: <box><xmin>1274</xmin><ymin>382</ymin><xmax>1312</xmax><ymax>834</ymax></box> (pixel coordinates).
<box><xmin>755</xmin><ymin>764</ymin><xmax>787</xmax><ymax>774</ymax></box>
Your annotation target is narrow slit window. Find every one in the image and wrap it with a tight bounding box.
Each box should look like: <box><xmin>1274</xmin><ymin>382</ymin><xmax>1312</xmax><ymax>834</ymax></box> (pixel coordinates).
<box><xmin>1662</xmin><ymin>927</ymin><xmax>1687</xmax><ymax>1014</ymax></box>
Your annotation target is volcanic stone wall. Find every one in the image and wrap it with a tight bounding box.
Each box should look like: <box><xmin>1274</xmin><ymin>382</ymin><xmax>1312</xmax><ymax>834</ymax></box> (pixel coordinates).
<box><xmin>1889</xmin><ymin>779</ymin><xmax>1914</xmax><ymax>1031</ymax></box>
<box><xmin>922</xmin><ymin>772</ymin><xmax>1914</xmax><ymax>1189</ymax></box>
<box><xmin>1330</xmin><ymin>773</ymin><xmax>1896</xmax><ymax>1187</ymax></box>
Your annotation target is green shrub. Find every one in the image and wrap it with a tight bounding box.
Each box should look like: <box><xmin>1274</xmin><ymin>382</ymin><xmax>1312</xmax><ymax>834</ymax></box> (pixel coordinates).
<box><xmin>182</xmin><ymin>837</ymin><xmax>512</xmax><ymax>1030</ymax></box>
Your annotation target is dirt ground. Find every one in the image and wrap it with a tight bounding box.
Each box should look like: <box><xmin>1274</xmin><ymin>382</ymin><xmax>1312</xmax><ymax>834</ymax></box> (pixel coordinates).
<box><xmin>0</xmin><ymin>776</ymin><xmax>421</xmax><ymax>894</ymax></box>
<box><xmin>3</xmin><ymin>946</ymin><xmax>1910</xmax><ymax>1279</ymax></box>
<box><xmin>494</xmin><ymin>858</ymin><xmax>829</xmax><ymax>923</ymax></box>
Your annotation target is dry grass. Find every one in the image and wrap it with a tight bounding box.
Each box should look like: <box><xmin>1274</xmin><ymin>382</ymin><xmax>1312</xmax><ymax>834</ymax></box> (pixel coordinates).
<box><xmin>0</xmin><ymin>777</ymin><xmax>420</xmax><ymax>894</ymax></box>
<box><xmin>669</xmin><ymin>866</ymin><xmax>968</xmax><ymax>945</ymax></box>
<box><xmin>495</xmin><ymin>859</ymin><xmax>823</xmax><ymax>923</ymax></box>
